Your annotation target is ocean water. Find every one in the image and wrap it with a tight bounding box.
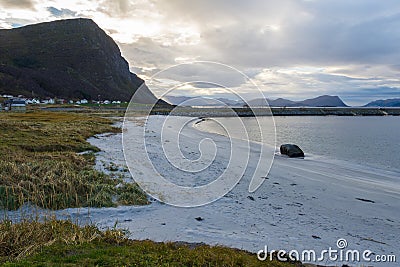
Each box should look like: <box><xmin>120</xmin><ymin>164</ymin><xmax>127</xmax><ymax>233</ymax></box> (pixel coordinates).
<box><xmin>196</xmin><ymin>116</ymin><xmax>400</xmax><ymax>172</ymax></box>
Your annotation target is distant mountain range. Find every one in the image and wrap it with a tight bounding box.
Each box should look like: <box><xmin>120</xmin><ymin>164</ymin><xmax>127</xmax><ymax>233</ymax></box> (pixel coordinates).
<box><xmin>248</xmin><ymin>95</ymin><xmax>348</xmax><ymax>107</ymax></box>
<box><xmin>164</xmin><ymin>95</ymin><xmax>349</xmax><ymax>107</ymax></box>
<box><xmin>165</xmin><ymin>95</ymin><xmax>400</xmax><ymax>108</ymax></box>
<box><xmin>0</xmin><ymin>18</ymin><xmax>159</xmax><ymax>103</ymax></box>
<box><xmin>163</xmin><ymin>96</ymin><xmax>241</xmax><ymax>106</ymax></box>
<box><xmin>364</xmin><ymin>98</ymin><xmax>400</xmax><ymax>107</ymax></box>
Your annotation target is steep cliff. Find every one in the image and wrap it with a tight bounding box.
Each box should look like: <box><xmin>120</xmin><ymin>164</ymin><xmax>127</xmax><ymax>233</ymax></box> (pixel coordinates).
<box><xmin>0</xmin><ymin>18</ymin><xmax>157</xmax><ymax>102</ymax></box>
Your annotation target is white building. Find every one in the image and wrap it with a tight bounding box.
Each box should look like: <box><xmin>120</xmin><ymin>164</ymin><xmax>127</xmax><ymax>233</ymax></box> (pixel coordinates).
<box><xmin>41</xmin><ymin>98</ymin><xmax>55</xmax><ymax>104</ymax></box>
<box><xmin>26</xmin><ymin>98</ymin><xmax>40</xmax><ymax>104</ymax></box>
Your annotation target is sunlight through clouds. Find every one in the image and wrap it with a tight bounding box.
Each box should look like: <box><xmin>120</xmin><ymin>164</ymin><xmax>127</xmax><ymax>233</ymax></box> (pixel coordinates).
<box><xmin>1</xmin><ymin>0</ymin><xmax>400</xmax><ymax>105</ymax></box>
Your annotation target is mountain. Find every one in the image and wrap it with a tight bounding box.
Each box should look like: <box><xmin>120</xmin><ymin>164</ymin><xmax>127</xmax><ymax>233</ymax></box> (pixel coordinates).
<box><xmin>164</xmin><ymin>96</ymin><xmax>243</xmax><ymax>106</ymax></box>
<box><xmin>0</xmin><ymin>18</ymin><xmax>158</xmax><ymax>102</ymax></box>
<box><xmin>364</xmin><ymin>98</ymin><xmax>400</xmax><ymax>107</ymax></box>
<box><xmin>165</xmin><ymin>95</ymin><xmax>348</xmax><ymax>107</ymax></box>
<box><xmin>163</xmin><ymin>96</ymin><xmax>192</xmax><ymax>105</ymax></box>
<box><xmin>247</xmin><ymin>95</ymin><xmax>348</xmax><ymax>107</ymax></box>
<box><xmin>297</xmin><ymin>95</ymin><xmax>348</xmax><ymax>107</ymax></box>
<box><xmin>269</xmin><ymin>98</ymin><xmax>298</xmax><ymax>107</ymax></box>
<box><xmin>247</xmin><ymin>98</ymin><xmax>297</xmax><ymax>107</ymax></box>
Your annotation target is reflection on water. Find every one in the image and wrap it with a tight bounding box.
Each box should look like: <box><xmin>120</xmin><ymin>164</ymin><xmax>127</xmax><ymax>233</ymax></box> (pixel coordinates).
<box><xmin>197</xmin><ymin>116</ymin><xmax>400</xmax><ymax>172</ymax></box>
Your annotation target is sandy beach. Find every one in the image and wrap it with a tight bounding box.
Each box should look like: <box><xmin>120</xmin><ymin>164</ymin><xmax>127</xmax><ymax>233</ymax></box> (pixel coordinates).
<box><xmin>50</xmin><ymin>115</ymin><xmax>397</xmax><ymax>266</ymax></box>
<box><xmin>4</xmin><ymin>115</ymin><xmax>397</xmax><ymax>266</ymax></box>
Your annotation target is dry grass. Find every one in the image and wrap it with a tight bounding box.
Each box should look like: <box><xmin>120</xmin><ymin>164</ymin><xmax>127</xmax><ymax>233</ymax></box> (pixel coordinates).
<box><xmin>0</xmin><ymin>111</ymin><xmax>148</xmax><ymax>210</ymax></box>
<box><xmin>0</xmin><ymin>219</ymin><xmax>301</xmax><ymax>267</ymax></box>
<box><xmin>0</xmin><ymin>218</ymin><xmax>128</xmax><ymax>264</ymax></box>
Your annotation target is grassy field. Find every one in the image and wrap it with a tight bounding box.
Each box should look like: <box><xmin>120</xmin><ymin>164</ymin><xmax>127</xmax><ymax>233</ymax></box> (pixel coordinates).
<box><xmin>0</xmin><ymin>111</ymin><xmax>148</xmax><ymax>210</ymax></box>
<box><xmin>0</xmin><ymin>219</ymin><xmax>300</xmax><ymax>267</ymax></box>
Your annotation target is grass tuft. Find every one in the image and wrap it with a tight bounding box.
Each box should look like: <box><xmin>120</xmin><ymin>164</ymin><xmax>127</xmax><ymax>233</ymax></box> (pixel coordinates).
<box><xmin>0</xmin><ymin>111</ymin><xmax>148</xmax><ymax>210</ymax></box>
<box><xmin>0</xmin><ymin>219</ymin><xmax>300</xmax><ymax>267</ymax></box>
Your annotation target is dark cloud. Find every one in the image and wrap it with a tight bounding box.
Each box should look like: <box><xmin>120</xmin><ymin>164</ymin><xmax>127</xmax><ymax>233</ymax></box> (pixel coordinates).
<box><xmin>149</xmin><ymin>0</ymin><xmax>400</xmax><ymax>68</ymax></box>
<box><xmin>0</xmin><ymin>0</ymin><xmax>35</xmax><ymax>9</ymax></box>
<box><xmin>189</xmin><ymin>82</ymin><xmax>224</xmax><ymax>89</ymax></box>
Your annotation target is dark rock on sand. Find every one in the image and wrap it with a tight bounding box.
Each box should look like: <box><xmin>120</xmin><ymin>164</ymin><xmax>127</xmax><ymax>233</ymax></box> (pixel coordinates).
<box><xmin>355</xmin><ymin>198</ymin><xmax>375</xmax><ymax>203</ymax></box>
<box><xmin>280</xmin><ymin>144</ymin><xmax>305</xmax><ymax>158</ymax></box>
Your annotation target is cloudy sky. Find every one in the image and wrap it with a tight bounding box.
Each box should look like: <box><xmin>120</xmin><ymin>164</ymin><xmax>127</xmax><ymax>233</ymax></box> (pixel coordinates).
<box><xmin>1</xmin><ymin>0</ymin><xmax>400</xmax><ymax>105</ymax></box>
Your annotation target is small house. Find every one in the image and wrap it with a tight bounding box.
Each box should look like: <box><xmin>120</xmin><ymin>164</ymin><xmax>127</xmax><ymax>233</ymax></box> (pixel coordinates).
<box><xmin>41</xmin><ymin>98</ymin><xmax>55</xmax><ymax>104</ymax></box>
<box><xmin>4</xmin><ymin>98</ymin><xmax>27</xmax><ymax>112</ymax></box>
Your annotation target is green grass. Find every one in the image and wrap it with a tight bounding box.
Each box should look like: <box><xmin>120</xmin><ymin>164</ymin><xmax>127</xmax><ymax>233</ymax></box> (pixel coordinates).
<box><xmin>0</xmin><ymin>111</ymin><xmax>148</xmax><ymax>210</ymax></box>
<box><xmin>7</xmin><ymin>241</ymin><xmax>298</xmax><ymax>267</ymax></box>
<box><xmin>0</xmin><ymin>219</ymin><xmax>300</xmax><ymax>267</ymax></box>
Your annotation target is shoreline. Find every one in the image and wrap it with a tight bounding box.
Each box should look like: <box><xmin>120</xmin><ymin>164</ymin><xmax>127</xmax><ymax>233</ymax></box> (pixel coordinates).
<box><xmin>39</xmin><ymin>105</ymin><xmax>400</xmax><ymax>117</ymax></box>
<box><xmin>2</xmin><ymin>115</ymin><xmax>398</xmax><ymax>266</ymax></box>
<box><xmin>152</xmin><ymin>106</ymin><xmax>400</xmax><ymax>117</ymax></box>
<box><xmin>82</xmin><ymin>115</ymin><xmax>399</xmax><ymax>266</ymax></box>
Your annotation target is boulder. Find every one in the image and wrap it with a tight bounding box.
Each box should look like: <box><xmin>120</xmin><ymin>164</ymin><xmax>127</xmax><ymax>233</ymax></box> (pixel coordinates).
<box><xmin>280</xmin><ymin>144</ymin><xmax>304</xmax><ymax>158</ymax></box>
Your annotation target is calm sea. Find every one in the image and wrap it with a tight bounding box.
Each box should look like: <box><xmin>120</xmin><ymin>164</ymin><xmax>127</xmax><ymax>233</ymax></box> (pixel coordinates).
<box><xmin>196</xmin><ymin>116</ymin><xmax>400</xmax><ymax>172</ymax></box>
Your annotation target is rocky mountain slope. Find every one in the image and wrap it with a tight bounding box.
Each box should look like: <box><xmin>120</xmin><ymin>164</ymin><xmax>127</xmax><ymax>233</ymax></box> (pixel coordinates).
<box><xmin>364</xmin><ymin>98</ymin><xmax>400</xmax><ymax>107</ymax></box>
<box><xmin>165</xmin><ymin>95</ymin><xmax>348</xmax><ymax>107</ymax></box>
<box><xmin>0</xmin><ymin>18</ymin><xmax>158</xmax><ymax>102</ymax></box>
<box><xmin>248</xmin><ymin>95</ymin><xmax>348</xmax><ymax>107</ymax></box>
